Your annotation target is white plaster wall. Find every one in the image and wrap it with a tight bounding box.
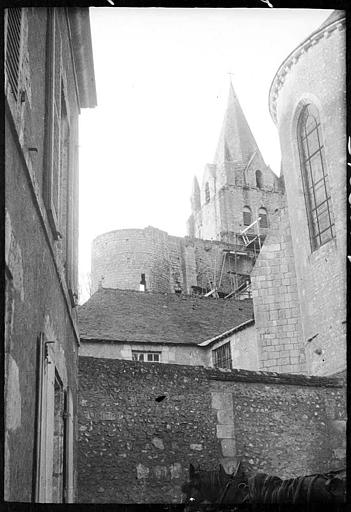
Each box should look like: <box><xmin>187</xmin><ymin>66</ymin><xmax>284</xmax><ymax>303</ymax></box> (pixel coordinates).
<box><xmin>79</xmin><ymin>341</ymin><xmax>208</xmax><ymax>366</ymax></box>
<box><xmin>208</xmin><ymin>324</ymin><xmax>258</xmax><ymax>370</ymax></box>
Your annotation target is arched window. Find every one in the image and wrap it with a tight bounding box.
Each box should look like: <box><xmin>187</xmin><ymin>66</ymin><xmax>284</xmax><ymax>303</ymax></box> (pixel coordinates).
<box><xmin>259</xmin><ymin>207</ymin><xmax>268</xmax><ymax>228</ymax></box>
<box><xmin>297</xmin><ymin>104</ymin><xmax>335</xmax><ymax>251</ymax></box>
<box><xmin>256</xmin><ymin>170</ymin><xmax>263</xmax><ymax>189</ymax></box>
<box><xmin>243</xmin><ymin>206</ymin><xmax>252</xmax><ymax>226</ymax></box>
<box><xmin>205</xmin><ymin>182</ymin><xmax>210</xmax><ymax>203</ymax></box>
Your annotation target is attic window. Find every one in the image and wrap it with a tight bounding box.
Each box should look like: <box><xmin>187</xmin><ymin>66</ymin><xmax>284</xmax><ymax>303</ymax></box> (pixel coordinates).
<box><xmin>132</xmin><ymin>351</ymin><xmax>161</xmax><ymax>362</ymax></box>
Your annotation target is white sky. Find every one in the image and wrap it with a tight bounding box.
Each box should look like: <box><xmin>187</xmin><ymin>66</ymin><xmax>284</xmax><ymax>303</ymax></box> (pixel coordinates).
<box><xmin>78</xmin><ymin>7</ymin><xmax>332</xmax><ymax>297</ymax></box>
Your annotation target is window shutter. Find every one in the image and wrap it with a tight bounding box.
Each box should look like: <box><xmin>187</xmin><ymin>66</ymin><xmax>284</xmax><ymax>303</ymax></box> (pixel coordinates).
<box><xmin>5</xmin><ymin>9</ymin><xmax>23</xmax><ymax>101</ymax></box>
<box><xmin>45</xmin><ymin>9</ymin><xmax>62</xmax><ymax>238</ymax></box>
<box><xmin>63</xmin><ymin>387</ymin><xmax>74</xmax><ymax>502</ymax></box>
<box><xmin>33</xmin><ymin>333</ymin><xmax>45</xmax><ymax>501</ymax></box>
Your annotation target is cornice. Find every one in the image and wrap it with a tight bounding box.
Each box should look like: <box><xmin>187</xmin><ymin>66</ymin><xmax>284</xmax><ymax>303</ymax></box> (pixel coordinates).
<box><xmin>268</xmin><ymin>16</ymin><xmax>346</xmax><ymax>125</ymax></box>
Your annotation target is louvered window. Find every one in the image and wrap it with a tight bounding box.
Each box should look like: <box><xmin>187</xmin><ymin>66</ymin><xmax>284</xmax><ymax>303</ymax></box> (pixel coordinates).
<box><xmin>5</xmin><ymin>9</ymin><xmax>23</xmax><ymax>100</ymax></box>
<box><xmin>297</xmin><ymin>104</ymin><xmax>335</xmax><ymax>251</ymax></box>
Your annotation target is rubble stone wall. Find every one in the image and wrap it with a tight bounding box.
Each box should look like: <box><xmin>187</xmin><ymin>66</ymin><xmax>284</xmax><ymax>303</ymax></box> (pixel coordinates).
<box><xmin>78</xmin><ymin>357</ymin><xmax>345</xmax><ymax>503</ymax></box>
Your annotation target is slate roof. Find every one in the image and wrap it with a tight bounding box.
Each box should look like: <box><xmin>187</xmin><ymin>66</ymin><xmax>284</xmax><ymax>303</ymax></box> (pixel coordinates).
<box><xmin>78</xmin><ymin>288</ymin><xmax>254</xmax><ymax>346</ymax></box>
<box><xmin>214</xmin><ymin>83</ymin><xmax>261</xmax><ymax>166</ymax></box>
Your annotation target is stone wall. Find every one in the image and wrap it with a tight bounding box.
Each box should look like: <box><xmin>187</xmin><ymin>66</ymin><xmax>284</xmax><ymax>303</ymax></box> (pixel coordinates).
<box><xmin>91</xmin><ymin>226</ymin><xmax>255</xmax><ymax>296</ymax></box>
<box><xmin>269</xmin><ymin>15</ymin><xmax>346</xmax><ymax>376</ymax></box>
<box><xmin>78</xmin><ymin>357</ymin><xmax>345</xmax><ymax>503</ymax></box>
<box><xmin>4</xmin><ymin>7</ymin><xmax>91</xmax><ymax>501</ymax></box>
<box><xmin>251</xmin><ymin>207</ymin><xmax>306</xmax><ymax>374</ymax></box>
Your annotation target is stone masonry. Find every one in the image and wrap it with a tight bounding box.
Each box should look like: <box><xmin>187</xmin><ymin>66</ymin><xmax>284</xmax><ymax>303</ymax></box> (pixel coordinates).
<box><xmin>268</xmin><ymin>12</ymin><xmax>346</xmax><ymax>376</ymax></box>
<box><xmin>78</xmin><ymin>357</ymin><xmax>345</xmax><ymax>503</ymax></box>
<box><xmin>251</xmin><ymin>206</ymin><xmax>306</xmax><ymax>374</ymax></box>
<box><xmin>91</xmin><ymin>226</ymin><xmax>255</xmax><ymax>296</ymax></box>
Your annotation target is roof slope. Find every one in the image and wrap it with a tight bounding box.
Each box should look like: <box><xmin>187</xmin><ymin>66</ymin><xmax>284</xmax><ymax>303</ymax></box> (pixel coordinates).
<box><xmin>79</xmin><ymin>288</ymin><xmax>254</xmax><ymax>345</ymax></box>
<box><xmin>214</xmin><ymin>83</ymin><xmax>261</xmax><ymax>166</ymax></box>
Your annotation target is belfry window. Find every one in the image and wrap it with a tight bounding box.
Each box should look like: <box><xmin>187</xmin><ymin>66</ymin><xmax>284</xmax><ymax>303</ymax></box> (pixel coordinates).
<box><xmin>256</xmin><ymin>170</ymin><xmax>263</xmax><ymax>189</ymax></box>
<box><xmin>259</xmin><ymin>207</ymin><xmax>268</xmax><ymax>228</ymax></box>
<box><xmin>243</xmin><ymin>206</ymin><xmax>252</xmax><ymax>226</ymax></box>
<box><xmin>205</xmin><ymin>182</ymin><xmax>210</xmax><ymax>203</ymax></box>
<box><xmin>297</xmin><ymin>104</ymin><xmax>335</xmax><ymax>251</ymax></box>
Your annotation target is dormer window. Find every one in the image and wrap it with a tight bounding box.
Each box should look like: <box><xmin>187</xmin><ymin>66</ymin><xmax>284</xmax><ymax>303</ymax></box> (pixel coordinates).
<box><xmin>205</xmin><ymin>182</ymin><xmax>210</xmax><ymax>203</ymax></box>
<box><xmin>256</xmin><ymin>170</ymin><xmax>263</xmax><ymax>189</ymax></box>
<box><xmin>243</xmin><ymin>206</ymin><xmax>252</xmax><ymax>226</ymax></box>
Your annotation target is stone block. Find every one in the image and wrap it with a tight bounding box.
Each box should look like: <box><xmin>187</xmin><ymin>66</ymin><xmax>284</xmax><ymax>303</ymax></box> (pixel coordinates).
<box><xmin>211</xmin><ymin>392</ymin><xmax>232</xmax><ymax>411</ymax></box>
<box><xmin>216</xmin><ymin>424</ymin><xmax>235</xmax><ymax>439</ymax></box>
<box><xmin>217</xmin><ymin>408</ymin><xmax>234</xmax><ymax>424</ymax></box>
<box><xmin>190</xmin><ymin>443</ymin><xmax>203</xmax><ymax>451</ymax></box>
<box><xmin>221</xmin><ymin>439</ymin><xmax>236</xmax><ymax>457</ymax></box>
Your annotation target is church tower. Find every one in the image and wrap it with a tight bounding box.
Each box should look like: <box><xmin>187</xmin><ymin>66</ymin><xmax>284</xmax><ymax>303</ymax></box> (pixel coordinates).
<box><xmin>188</xmin><ymin>83</ymin><xmax>285</xmax><ymax>243</ymax></box>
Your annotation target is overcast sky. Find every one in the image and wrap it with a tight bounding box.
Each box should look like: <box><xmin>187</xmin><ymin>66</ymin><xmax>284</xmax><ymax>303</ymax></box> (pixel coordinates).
<box><xmin>78</xmin><ymin>7</ymin><xmax>332</xmax><ymax>299</ymax></box>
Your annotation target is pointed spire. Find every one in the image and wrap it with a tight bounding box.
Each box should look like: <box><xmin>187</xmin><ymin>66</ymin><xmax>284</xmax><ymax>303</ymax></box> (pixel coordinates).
<box><xmin>214</xmin><ymin>82</ymin><xmax>261</xmax><ymax>166</ymax></box>
<box><xmin>191</xmin><ymin>176</ymin><xmax>201</xmax><ymax>212</ymax></box>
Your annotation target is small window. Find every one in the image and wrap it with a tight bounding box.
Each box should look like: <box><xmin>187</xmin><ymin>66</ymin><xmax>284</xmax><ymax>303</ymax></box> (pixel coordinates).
<box><xmin>259</xmin><ymin>207</ymin><xmax>268</xmax><ymax>228</ymax></box>
<box><xmin>243</xmin><ymin>206</ymin><xmax>252</xmax><ymax>226</ymax></box>
<box><xmin>5</xmin><ymin>8</ymin><xmax>23</xmax><ymax>101</ymax></box>
<box><xmin>256</xmin><ymin>170</ymin><xmax>263</xmax><ymax>189</ymax></box>
<box><xmin>212</xmin><ymin>342</ymin><xmax>232</xmax><ymax>369</ymax></box>
<box><xmin>205</xmin><ymin>182</ymin><xmax>210</xmax><ymax>203</ymax></box>
<box><xmin>132</xmin><ymin>351</ymin><xmax>161</xmax><ymax>362</ymax></box>
<box><xmin>297</xmin><ymin>104</ymin><xmax>335</xmax><ymax>251</ymax></box>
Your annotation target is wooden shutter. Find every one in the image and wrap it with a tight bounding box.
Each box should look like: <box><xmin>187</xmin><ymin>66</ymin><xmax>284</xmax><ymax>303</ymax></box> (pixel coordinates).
<box><xmin>33</xmin><ymin>334</ymin><xmax>45</xmax><ymax>501</ymax></box>
<box><xmin>5</xmin><ymin>9</ymin><xmax>23</xmax><ymax>100</ymax></box>
<box><xmin>63</xmin><ymin>387</ymin><xmax>74</xmax><ymax>502</ymax></box>
<box><xmin>45</xmin><ymin>9</ymin><xmax>62</xmax><ymax>238</ymax></box>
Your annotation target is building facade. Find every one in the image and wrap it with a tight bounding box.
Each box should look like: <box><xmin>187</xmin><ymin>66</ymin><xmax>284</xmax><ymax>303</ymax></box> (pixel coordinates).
<box><xmin>78</xmin><ymin>288</ymin><xmax>257</xmax><ymax>371</ymax></box>
<box><xmin>5</xmin><ymin>7</ymin><xmax>96</xmax><ymax>502</ymax></box>
<box><xmin>251</xmin><ymin>10</ymin><xmax>346</xmax><ymax>376</ymax></box>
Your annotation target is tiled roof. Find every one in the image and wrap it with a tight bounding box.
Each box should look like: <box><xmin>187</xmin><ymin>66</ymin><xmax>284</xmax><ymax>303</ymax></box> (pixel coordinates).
<box><xmin>78</xmin><ymin>287</ymin><xmax>254</xmax><ymax>345</ymax></box>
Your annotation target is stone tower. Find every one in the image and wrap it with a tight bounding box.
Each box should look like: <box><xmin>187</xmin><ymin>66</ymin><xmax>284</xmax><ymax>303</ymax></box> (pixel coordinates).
<box><xmin>187</xmin><ymin>83</ymin><xmax>285</xmax><ymax>243</ymax></box>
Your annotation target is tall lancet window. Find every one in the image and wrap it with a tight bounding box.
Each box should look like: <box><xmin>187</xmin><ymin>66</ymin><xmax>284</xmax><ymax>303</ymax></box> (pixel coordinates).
<box><xmin>297</xmin><ymin>104</ymin><xmax>335</xmax><ymax>251</ymax></box>
<box><xmin>205</xmin><ymin>182</ymin><xmax>210</xmax><ymax>203</ymax></box>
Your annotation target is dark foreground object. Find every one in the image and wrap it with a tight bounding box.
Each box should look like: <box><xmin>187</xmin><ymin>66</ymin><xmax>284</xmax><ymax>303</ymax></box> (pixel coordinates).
<box><xmin>181</xmin><ymin>463</ymin><xmax>346</xmax><ymax>508</ymax></box>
